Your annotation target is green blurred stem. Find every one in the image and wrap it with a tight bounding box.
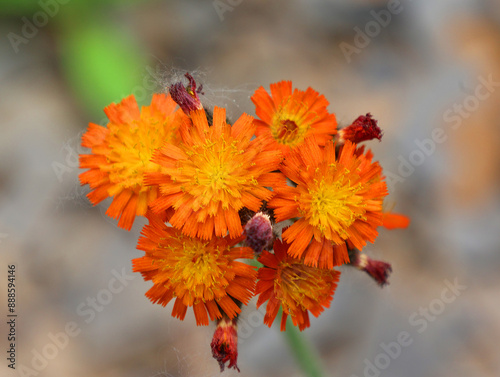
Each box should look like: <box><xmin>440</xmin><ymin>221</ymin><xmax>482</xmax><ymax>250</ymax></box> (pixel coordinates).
<box><xmin>247</xmin><ymin>256</ymin><xmax>323</xmax><ymax>375</ymax></box>
<box><xmin>283</xmin><ymin>315</ymin><xmax>325</xmax><ymax>377</ymax></box>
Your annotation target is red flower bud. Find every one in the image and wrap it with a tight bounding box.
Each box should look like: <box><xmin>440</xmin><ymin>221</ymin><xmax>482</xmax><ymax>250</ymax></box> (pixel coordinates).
<box><xmin>339</xmin><ymin>113</ymin><xmax>382</xmax><ymax>144</ymax></box>
<box><xmin>354</xmin><ymin>253</ymin><xmax>392</xmax><ymax>287</ymax></box>
<box><xmin>169</xmin><ymin>73</ymin><xmax>203</xmax><ymax>115</ymax></box>
<box><xmin>244</xmin><ymin>212</ymin><xmax>273</xmax><ymax>255</ymax></box>
<box><xmin>211</xmin><ymin>317</ymin><xmax>240</xmax><ymax>372</ymax></box>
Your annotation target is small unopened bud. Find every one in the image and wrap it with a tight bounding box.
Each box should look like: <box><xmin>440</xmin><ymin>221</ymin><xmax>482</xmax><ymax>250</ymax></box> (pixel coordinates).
<box><xmin>339</xmin><ymin>113</ymin><xmax>382</xmax><ymax>144</ymax></box>
<box><xmin>244</xmin><ymin>212</ymin><xmax>273</xmax><ymax>255</ymax></box>
<box><xmin>169</xmin><ymin>73</ymin><xmax>203</xmax><ymax>115</ymax></box>
<box><xmin>353</xmin><ymin>253</ymin><xmax>392</xmax><ymax>287</ymax></box>
<box><xmin>211</xmin><ymin>316</ymin><xmax>239</xmax><ymax>372</ymax></box>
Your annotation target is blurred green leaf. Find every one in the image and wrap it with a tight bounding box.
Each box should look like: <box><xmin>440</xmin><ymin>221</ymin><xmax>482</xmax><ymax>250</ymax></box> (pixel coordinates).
<box><xmin>0</xmin><ymin>0</ymin><xmax>41</xmax><ymax>15</ymax></box>
<box><xmin>0</xmin><ymin>0</ymin><xmax>148</xmax><ymax>16</ymax></box>
<box><xmin>58</xmin><ymin>13</ymin><xmax>146</xmax><ymax>116</ymax></box>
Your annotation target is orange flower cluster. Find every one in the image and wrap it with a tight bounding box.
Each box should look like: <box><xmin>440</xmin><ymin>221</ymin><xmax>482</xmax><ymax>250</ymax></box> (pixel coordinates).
<box><xmin>79</xmin><ymin>74</ymin><xmax>409</xmax><ymax>372</ymax></box>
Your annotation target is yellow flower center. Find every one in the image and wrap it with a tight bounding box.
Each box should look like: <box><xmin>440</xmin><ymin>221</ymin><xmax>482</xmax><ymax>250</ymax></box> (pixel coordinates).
<box><xmin>179</xmin><ymin>137</ymin><xmax>257</xmax><ymax>210</ymax></box>
<box><xmin>277</xmin><ymin>261</ymin><xmax>331</xmax><ymax>311</ymax></box>
<box><xmin>276</xmin><ymin>119</ymin><xmax>299</xmax><ymax>141</ymax></box>
<box><xmin>164</xmin><ymin>237</ymin><xmax>231</xmax><ymax>304</ymax></box>
<box><xmin>107</xmin><ymin>117</ymin><xmax>173</xmax><ymax>191</ymax></box>
<box><xmin>300</xmin><ymin>168</ymin><xmax>367</xmax><ymax>239</ymax></box>
<box><xmin>203</xmin><ymin>161</ymin><xmax>230</xmax><ymax>191</ymax></box>
<box><xmin>271</xmin><ymin>112</ymin><xmax>308</xmax><ymax>147</ymax></box>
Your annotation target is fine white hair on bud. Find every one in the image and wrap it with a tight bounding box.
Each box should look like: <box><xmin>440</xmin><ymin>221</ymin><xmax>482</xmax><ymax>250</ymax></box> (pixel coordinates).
<box><xmin>244</xmin><ymin>212</ymin><xmax>273</xmax><ymax>255</ymax></box>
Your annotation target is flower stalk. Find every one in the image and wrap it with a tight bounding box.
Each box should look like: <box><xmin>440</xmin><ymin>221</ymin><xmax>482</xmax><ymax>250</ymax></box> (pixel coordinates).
<box><xmin>284</xmin><ymin>315</ymin><xmax>325</xmax><ymax>377</ymax></box>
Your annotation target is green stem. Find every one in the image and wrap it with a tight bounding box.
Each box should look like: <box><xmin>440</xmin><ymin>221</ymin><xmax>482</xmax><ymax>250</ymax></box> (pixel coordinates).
<box><xmin>283</xmin><ymin>316</ymin><xmax>325</xmax><ymax>377</ymax></box>
<box><xmin>247</xmin><ymin>257</ymin><xmax>323</xmax><ymax>375</ymax></box>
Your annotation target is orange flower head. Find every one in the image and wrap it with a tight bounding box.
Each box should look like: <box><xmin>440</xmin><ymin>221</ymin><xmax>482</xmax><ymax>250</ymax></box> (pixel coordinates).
<box><xmin>251</xmin><ymin>81</ymin><xmax>337</xmax><ymax>155</ymax></box>
<box><xmin>146</xmin><ymin>106</ymin><xmax>284</xmax><ymax>239</ymax></box>
<box><xmin>132</xmin><ymin>213</ymin><xmax>257</xmax><ymax>326</ymax></box>
<box><xmin>256</xmin><ymin>238</ymin><xmax>340</xmax><ymax>331</ymax></box>
<box><xmin>268</xmin><ymin>139</ymin><xmax>388</xmax><ymax>269</ymax></box>
<box><xmin>79</xmin><ymin>94</ymin><xmax>186</xmax><ymax>230</ymax></box>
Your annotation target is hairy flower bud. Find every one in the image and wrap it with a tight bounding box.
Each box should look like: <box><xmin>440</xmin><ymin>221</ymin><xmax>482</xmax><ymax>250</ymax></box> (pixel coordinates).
<box><xmin>211</xmin><ymin>316</ymin><xmax>239</xmax><ymax>372</ymax></box>
<box><xmin>169</xmin><ymin>73</ymin><xmax>203</xmax><ymax>114</ymax></box>
<box><xmin>244</xmin><ymin>212</ymin><xmax>273</xmax><ymax>255</ymax></box>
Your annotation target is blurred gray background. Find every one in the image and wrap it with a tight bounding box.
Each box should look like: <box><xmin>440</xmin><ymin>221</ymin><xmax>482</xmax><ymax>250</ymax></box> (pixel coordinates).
<box><xmin>1</xmin><ymin>0</ymin><xmax>500</xmax><ymax>376</ymax></box>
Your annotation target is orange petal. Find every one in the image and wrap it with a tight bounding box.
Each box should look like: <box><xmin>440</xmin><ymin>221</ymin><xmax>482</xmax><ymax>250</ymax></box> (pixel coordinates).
<box><xmin>81</xmin><ymin>123</ymin><xmax>108</xmax><ymax>148</ymax></box>
<box><xmin>382</xmin><ymin>212</ymin><xmax>410</xmax><ymax>229</ymax></box>
<box><xmin>106</xmin><ymin>189</ymin><xmax>133</xmax><ymax>220</ymax></box>
<box><xmin>270</xmin><ymin>81</ymin><xmax>293</xmax><ymax>106</ymax></box>
<box><xmin>104</xmin><ymin>95</ymin><xmax>140</xmax><ymax>125</ymax></box>
<box><xmin>117</xmin><ymin>192</ymin><xmax>138</xmax><ymax>230</ymax></box>
<box><xmin>172</xmin><ymin>298</ymin><xmax>188</xmax><ymax>321</ymax></box>
<box><xmin>193</xmin><ymin>302</ymin><xmax>209</xmax><ymax>326</ymax></box>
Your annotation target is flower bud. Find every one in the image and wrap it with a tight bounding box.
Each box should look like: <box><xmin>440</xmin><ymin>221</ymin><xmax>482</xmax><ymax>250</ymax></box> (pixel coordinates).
<box><xmin>339</xmin><ymin>113</ymin><xmax>382</xmax><ymax>144</ymax></box>
<box><xmin>211</xmin><ymin>316</ymin><xmax>240</xmax><ymax>372</ymax></box>
<box><xmin>169</xmin><ymin>73</ymin><xmax>203</xmax><ymax>115</ymax></box>
<box><xmin>244</xmin><ymin>212</ymin><xmax>273</xmax><ymax>255</ymax></box>
<box><xmin>351</xmin><ymin>252</ymin><xmax>392</xmax><ymax>287</ymax></box>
